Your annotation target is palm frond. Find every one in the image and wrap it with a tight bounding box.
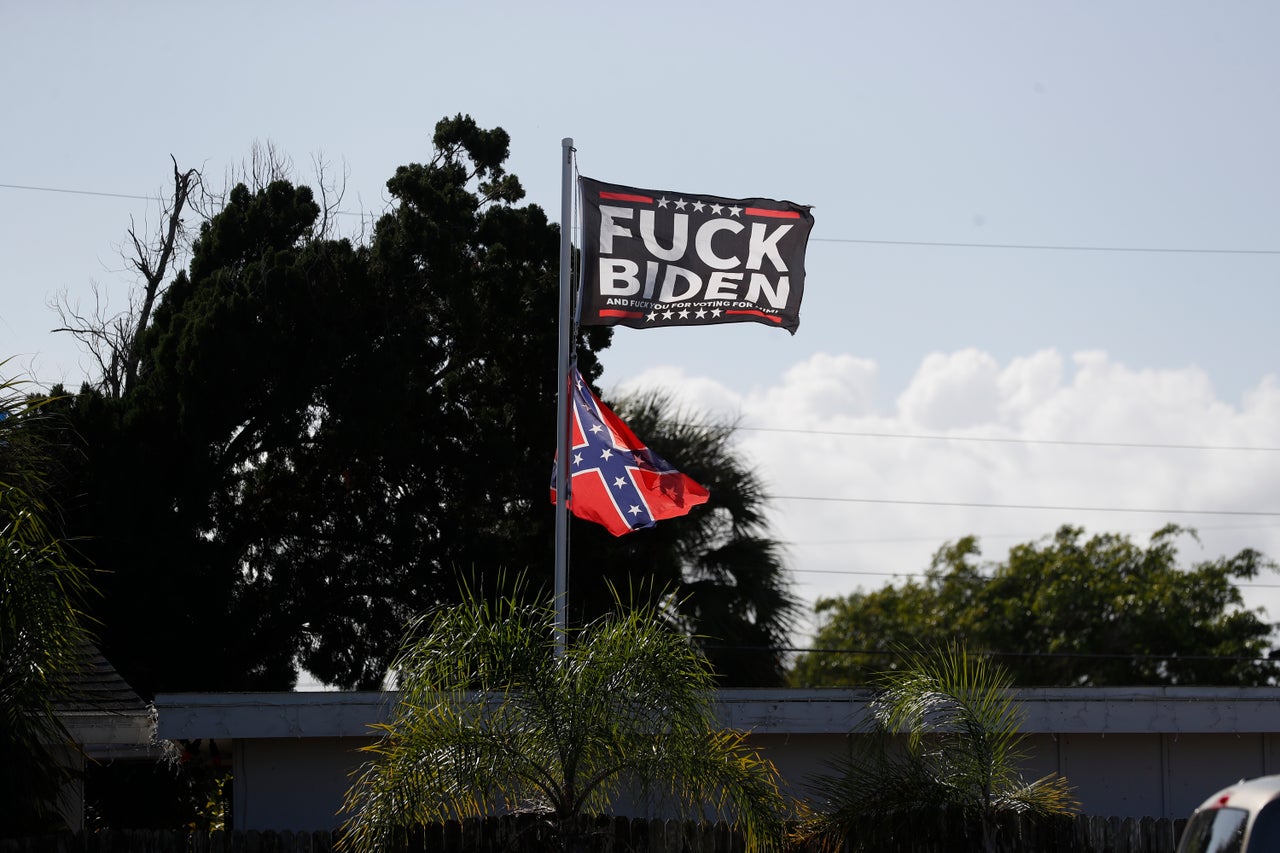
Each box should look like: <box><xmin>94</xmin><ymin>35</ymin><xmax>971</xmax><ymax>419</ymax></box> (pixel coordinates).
<box><xmin>798</xmin><ymin>645</ymin><xmax>1077</xmax><ymax>852</ymax></box>
<box><xmin>339</xmin><ymin>584</ymin><xmax>789</xmax><ymax>853</ymax></box>
<box><xmin>0</xmin><ymin>366</ymin><xmax>93</xmax><ymax>834</ymax></box>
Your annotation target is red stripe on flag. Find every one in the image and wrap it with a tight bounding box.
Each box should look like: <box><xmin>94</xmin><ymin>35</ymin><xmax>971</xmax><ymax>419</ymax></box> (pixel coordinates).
<box><xmin>745</xmin><ymin>207</ymin><xmax>801</xmax><ymax>219</ymax></box>
<box><xmin>726</xmin><ymin>309</ymin><xmax>782</xmax><ymax>323</ymax></box>
<box><xmin>598</xmin><ymin>309</ymin><xmax>645</xmax><ymax>319</ymax></box>
<box><xmin>600</xmin><ymin>191</ymin><xmax>653</xmax><ymax>204</ymax></box>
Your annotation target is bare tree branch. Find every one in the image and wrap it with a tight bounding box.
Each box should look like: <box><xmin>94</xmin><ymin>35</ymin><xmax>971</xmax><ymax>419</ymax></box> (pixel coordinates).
<box><xmin>50</xmin><ymin>156</ymin><xmax>201</xmax><ymax>397</ymax></box>
<box><xmin>311</xmin><ymin>151</ymin><xmax>350</xmax><ymax>240</ymax></box>
<box><xmin>53</xmin><ymin>145</ymin><xmax>364</xmax><ymax>397</ymax></box>
<box><xmin>124</xmin><ymin>157</ymin><xmax>199</xmax><ymax>390</ymax></box>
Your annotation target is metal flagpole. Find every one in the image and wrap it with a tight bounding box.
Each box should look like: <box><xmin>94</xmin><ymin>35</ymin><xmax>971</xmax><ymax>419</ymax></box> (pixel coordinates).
<box><xmin>553</xmin><ymin>137</ymin><xmax>574</xmax><ymax>655</ymax></box>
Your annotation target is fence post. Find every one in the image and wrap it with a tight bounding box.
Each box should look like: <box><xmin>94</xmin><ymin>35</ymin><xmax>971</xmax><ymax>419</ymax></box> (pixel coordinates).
<box><xmin>1124</xmin><ymin>816</ymin><xmax>1140</xmax><ymax>853</ymax></box>
<box><xmin>1103</xmin><ymin>816</ymin><xmax>1121</xmax><ymax>853</ymax></box>
<box><xmin>1085</xmin><ymin>815</ymin><xmax>1106</xmax><ymax>852</ymax></box>
<box><xmin>647</xmin><ymin>819</ymin><xmax>666</xmax><ymax>853</ymax></box>
<box><xmin>629</xmin><ymin>818</ymin><xmax>649</xmax><ymax>853</ymax></box>
<box><xmin>670</xmin><ymin>821</ymin><xmax>691</xmax><ymax>853</ymax></box>
<box><xmin>694</xmin><ymin>820</ymin><xmax>716</xmax><ymax>853</ymax></box>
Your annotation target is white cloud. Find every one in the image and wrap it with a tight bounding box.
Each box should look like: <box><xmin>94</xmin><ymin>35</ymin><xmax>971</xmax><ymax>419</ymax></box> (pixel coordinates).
<box><xmin>896</xmin><ymin>348</ymin><xmax>1004</xmax><ymax>429</ymax></box>
<box><xmin>617</xmin><ymin>349</ymin><xmax>1280</xmax><ymax>646</ymax></box>
<box><xmin>997</xmin><ymin>350</ymin><xmax>1065</xmax><ymax>422</ymax></box>
<box><xmin>609</xmin><ymin>367</ymin><xmax>743</xmax><ymax>421</ymax></box>
<box><xmin>748</xmin><ymin>354</ymin><xmax>881</xmax><ymax>424</ymax></box>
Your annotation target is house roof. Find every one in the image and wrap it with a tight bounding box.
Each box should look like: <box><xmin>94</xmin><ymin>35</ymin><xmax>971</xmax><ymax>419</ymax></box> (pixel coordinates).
<box><xmin>55</xmin><ymin>642</ymin><xmax>156</xmax><ymax>753</ymax></box>
<box><xmin>153</xmin><ymin>686</ymin><xmax>1280</xmax><ymax>741</ymax></box>
<box><xmin>55</xmin><ymin>642</ymin><xmax>151</xmax><ymax>713</ymax></box>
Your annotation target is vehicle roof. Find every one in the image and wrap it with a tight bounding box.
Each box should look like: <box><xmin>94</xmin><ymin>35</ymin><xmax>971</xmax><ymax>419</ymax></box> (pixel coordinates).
<box><xmin>1194</xmin><ymin>776</ymin><xmax>1280</xmax><ymax>815</ymax></box>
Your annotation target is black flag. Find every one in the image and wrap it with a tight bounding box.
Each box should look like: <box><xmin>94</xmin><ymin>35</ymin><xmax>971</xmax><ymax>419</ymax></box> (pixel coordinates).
<box><xmin>578</xmin><ymin>176</ymin><xmax>814</xmax><ymax>335</ymax></box>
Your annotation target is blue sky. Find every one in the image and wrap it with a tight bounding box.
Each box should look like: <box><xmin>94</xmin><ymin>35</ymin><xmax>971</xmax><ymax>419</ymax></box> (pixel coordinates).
<box><xmin>3</xmin><ymin>1</ymin><xmax>1278</xmax><ymax>643</ymax></box>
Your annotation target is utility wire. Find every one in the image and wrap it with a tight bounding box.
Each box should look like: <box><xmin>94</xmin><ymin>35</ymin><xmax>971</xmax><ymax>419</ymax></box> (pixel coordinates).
<box><xmin>7</xmin><ymin>181</ymin><xmax>1280</xmax><ymax>255</ymax></box>
<box><xmin>0</xmin><ymin>182</ymin><xmax>369</xmax><ymax>217</ymax></box>
<box><xmin>767</xmin><ymin>494</ymin><xmax>1280</xmax><ymax>517</ymax></box>
<box><xmin>713</xmin><ymin>644</ymin><xmax>1280</xmax><ymax>666</ymax></box>
<box><xmin>0</xmin><ymin>182</ymin><xmax>154</xmax><ymax>202</ymax></box>
<box><xmin>789</xmin><ymin>566</ymin><xmax>1280</xmax><ymax>591</ymax></box>
<box><xmin>787</xmin><ymin>522</ymin><xmax>1280</xmax><ymax>547</ymax></box>
<box><xmin>726</xmin><ymin>423</ymin><xmax>1280</xmax><ymax>453</ymax></box>
<box><xmin>812</xmin><ymin>236</ymin><xmax>1280</xmax><ymax>255</ymax></box>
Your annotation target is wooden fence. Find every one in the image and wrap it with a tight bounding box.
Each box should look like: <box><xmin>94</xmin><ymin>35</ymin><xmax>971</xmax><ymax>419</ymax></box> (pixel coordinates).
<box><xmin>0</xmin><ymin>813</ymin><xmax>1191</xmax><ymax>853</ymax></box>
<box><xmin>931</xmin><ymin>813</ymin><xmax>1188</xmax><ymax>853</ymax></box>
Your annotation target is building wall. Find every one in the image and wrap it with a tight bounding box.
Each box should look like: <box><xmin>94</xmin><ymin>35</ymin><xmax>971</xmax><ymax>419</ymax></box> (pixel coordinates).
<box><xmin>158</xmin><ymin>690</ymin><xmax>1280</xmax><ymax>832</ymax></box>
<box><xmin>233</xmin><ymin>737</ymin><xmax>373</xmax><ymax>831</ymax></box>
<box><xmin>229</xmin><ymin>733</ymin><xmax>861</xmax><ymax>830</ymax></box>
<box><xmin>226</xmin><ymin>731</ymin><xmax>1280</xmax><ymax>831</ymax></box>
<box><xmin>1020</xmin><ymin>732</ymin><xmax>1277</xmax><ymax>820</ymax></box>
<box><xmin>1164</xmin><ymin>733</ymin><xmax>1270</xmax><ymax>816</ymax></box>
<box><xmin>1057</xmin><ymin>733</ymin><xmax>1166</xmax><ymax>818</ymax></box>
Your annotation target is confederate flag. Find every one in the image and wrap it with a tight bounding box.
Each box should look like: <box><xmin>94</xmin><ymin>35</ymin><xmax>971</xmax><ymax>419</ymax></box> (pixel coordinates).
<box><xmin>550</xmin><ymin>369</ymin><xmax>709</xmax><ymax>537</ymax></box>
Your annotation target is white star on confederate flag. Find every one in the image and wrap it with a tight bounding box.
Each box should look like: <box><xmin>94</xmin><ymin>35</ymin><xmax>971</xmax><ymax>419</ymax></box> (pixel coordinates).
<box><xmin>550</xmin><ymin>368</ymin><xmax>709</xmax><ymax>536</ymax></box>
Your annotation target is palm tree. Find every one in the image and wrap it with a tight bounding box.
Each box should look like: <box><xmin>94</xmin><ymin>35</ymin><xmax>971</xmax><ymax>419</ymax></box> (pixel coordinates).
<box><xmin>0</xmin><ymin>366</ymin><xmax>94</xmax><ymax>835</ymax></box>
<box><xmin>799</xmin><ymin>645</ymin><xmax>1076</xmax><ymax>853</ymax></box>
<box><xmin>338</xmin><ymin>585</ymin><xmax>791</xmax><ymax>853</ymax></box>
<box><xmin>570</xmin><ymin>386</ymin><xmax>799</xmax><ymax>687</ymax></box>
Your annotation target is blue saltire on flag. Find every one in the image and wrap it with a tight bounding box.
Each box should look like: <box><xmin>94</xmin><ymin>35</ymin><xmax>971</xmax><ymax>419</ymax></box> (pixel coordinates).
<box><xmin>551</xmin><ymin>368</ymin><xmax>709</xmax><ymax>537</ymax></box>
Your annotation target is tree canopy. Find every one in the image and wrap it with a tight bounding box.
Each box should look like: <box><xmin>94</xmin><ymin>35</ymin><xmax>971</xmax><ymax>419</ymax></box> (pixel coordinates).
<box><xmin>44</xmin><ymin>115</ymin><xmax>795</xmax><ymax>696</ymax></box>
<box><xmin>790</xmin><ymin>525</ymin><xmax>1279</xmax><ymax>688</ymax></box>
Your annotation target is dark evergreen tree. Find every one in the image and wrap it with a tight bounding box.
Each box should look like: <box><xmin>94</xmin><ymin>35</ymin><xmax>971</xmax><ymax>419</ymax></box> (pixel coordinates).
<box><xmin>48</xmin><ymin>116</ymin><xmax>795</xmax><ymax>695</ymax></box>
<box><xmin>55</xmin><ymin>118</ymin><xmax>603</xmax><ymax>692</ymax></box>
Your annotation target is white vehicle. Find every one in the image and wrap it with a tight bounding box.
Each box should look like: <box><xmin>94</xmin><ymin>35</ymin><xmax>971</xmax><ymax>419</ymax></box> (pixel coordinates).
<box><xmin>1178</xmin><ymin>775</ymin><xmax>1280</xmax><ymax>853</ymax></box>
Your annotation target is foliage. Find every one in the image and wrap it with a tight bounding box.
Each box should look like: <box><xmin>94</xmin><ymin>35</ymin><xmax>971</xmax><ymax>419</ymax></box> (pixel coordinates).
<box><xmin>46</xmin><ymin>116</ymin><xmax>604</xmax><ymax>694</ymax></box>
<box><xmin>82</xmin><ymin>747</ymin><xmax>230</xmax><ymax>832</ymax></box>
<box><xmin>46</xmin><ymin>115</ymin><xmax>794</xmax><ymax>697</ymax></box>
<box><xmin>568</xmin><ymin>388</ymin><xmax>799</xmax><ymax>687</ymax></box>
<box><xmin>790</xmin><ymin>525</ymin><xmax>1279</xmax><ymax>687</ymax></box>
<box><xmin>338</xmin><ymin>586</ymin><xmax>790</xmax><ymax>853</ymax></box>
<box><xmin>0</xmin><ymin>367</ymin><xmax>94</xmax><ymax>835</ymax></box>
<box><xmin>799</xmin><ymin>645</ymin><xmax>1076</xmax><ymax>853</ymax></box>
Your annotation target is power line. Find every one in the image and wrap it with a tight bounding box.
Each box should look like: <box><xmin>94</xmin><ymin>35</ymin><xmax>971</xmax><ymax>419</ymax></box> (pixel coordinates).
<box><xmin>787</xmin><ymin>522</ymin><xmax>1280</xmax><ymax>547</ymax></box>
<box><xmin>813</xmin><ymin>236</ymin><xmax>1280</xmax><ymax>255</ymax></box>
<box><xmin>729</xmin><ymin>424</ymin><xmax>1280</xmax><ymax>453</ymax></box>
<box><xmin>767</xmin><ymin>645</ymin><xmax>1280</xmax><ymax>665</ymax></box>
<box><xmin>0</xmin><ymin>181</ymin><xmax>370</xmax><ymax>217</ymax></box>
<box><xmin>8</xmin><ymin>180</ymin><xmax>1280</xmax><ymax>256</ymax></box>
<box><xmin>0</xmin><ymin>182</ymin><xmax>155</xmax><ymax>202</ymax></box>
<box><xmin>789</xmin><ymin>566</ymin><xmax>1280</xmax><ymax>591</ymax></box>
<box><xmin>696</xmin><ymin>642</ymin><xmax>1280</xmax><ymax>668</ymax></box>
<box><xmin>768</xmin><ymin>494</ymin><xmax>1280</xmax><ymax>517</ymax></box>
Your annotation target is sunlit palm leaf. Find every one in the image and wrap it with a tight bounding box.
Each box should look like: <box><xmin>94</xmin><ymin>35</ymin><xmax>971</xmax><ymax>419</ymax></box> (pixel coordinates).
<box><xmin>340</xmin><ymin>583</ymin><xmax>790</xmax><ymax>853</ymax></box>
<box><xmin>1</xmin><ymin>365</ymin><xmax>95</xmax><ymax>834</ymax></box>
<box><xmin>799</xmin><ymin>644</ymin><xmax>1076</xmax><ymax>852</ymax></box>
